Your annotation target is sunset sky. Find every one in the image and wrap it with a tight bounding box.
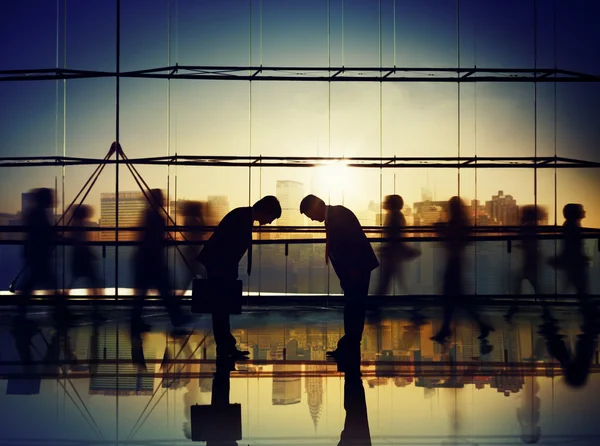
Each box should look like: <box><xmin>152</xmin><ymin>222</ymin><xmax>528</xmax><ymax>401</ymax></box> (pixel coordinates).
<box><xmin>1</xmin><ymin>0</ymin><xmax>599</xmax><ymax>226</ymax></box>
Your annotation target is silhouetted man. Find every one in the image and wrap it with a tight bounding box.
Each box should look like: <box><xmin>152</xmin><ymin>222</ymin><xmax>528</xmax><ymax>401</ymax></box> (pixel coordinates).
<box><xmin>300</xmin><ymin>194</ymin><xmax>379</xmax><ymax>359</ymax></box>
<box><xmin>197</xmin><ymin>195</ymin><xmax>281</xmax><ymax>358</ymax></box>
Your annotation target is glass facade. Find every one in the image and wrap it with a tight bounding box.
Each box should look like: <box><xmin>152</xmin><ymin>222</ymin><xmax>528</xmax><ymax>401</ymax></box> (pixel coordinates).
<box><xmin>1</xmin><ymin>2</ymin><xmax>600</xmax><ymax>444</ymax></box>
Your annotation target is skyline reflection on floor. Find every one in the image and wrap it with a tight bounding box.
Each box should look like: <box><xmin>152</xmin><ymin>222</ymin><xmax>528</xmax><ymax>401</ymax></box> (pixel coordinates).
<box><xmin>0</xmin><ymin>305</ymin><xmax>598</xmax><ymax>445</ymax></box>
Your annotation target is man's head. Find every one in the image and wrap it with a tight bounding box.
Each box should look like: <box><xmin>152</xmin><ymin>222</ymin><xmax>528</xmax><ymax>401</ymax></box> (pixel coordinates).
<box><xmin>300</xmin><ymin>194</ymin><xmax>326</xmax><ymax>222</ymax></box>
<box><xmin>383</xmin><ymin>194</ymin><xmax>403</xmax><ymax>211</ymax></box>
<box><xmin>35</xmin><ymin>188</ymin><xmax>54</xmax><ymax>209</ymax></box>
<box><xmin>563</xmin><ymin>203</ymin><xmax>585</xmax><ymax>222</ymax></box>
<box><xmin>150</xmin><ymin>188</ymin><xmax>165</xmax><ymax>208</ymax></box>
<box><xmin>252</xmin><ymin>195</ymin><xmax>282</xmax><ymax>225</ymax></box>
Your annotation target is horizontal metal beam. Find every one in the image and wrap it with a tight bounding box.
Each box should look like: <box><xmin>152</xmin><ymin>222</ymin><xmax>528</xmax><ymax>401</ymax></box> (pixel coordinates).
<box><xmin>2</xmin><ymin>66</ymin><xmax>599</xmax><ymax>83</ymax></box>
<box><xmin>1</xmin><ymin>155</ymin><xmax>599</xmax><ymax>169</ymax></box>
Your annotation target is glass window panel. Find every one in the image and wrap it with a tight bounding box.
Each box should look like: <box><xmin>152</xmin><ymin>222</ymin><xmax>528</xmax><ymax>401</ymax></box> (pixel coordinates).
<box><xmin>462</xmin><ymin>0</ymin><xmax>534</xmax><ymax>68</ymax></box>
<box><xmin>0</xmin><ymin>1</ymin><xmax>57</xmax><ymax>70</ymax></box>
<box><xmin>395</xmin><ymin>0</ymin><xmax>458</xmax><ymax>68</ymax></box>
<box><xmin>261</xmin><ymin>0</ymin><xmax>328</xmax><ymax>67</ymax></box>
<box><xmin>65</xmin><ymin>0</ymin><xmax>116</xmax><ymax>71</ymax></box>
<box><xmin>0</xmin><ymin>81</ymin><xmax>62</xmax><ymax>158</ymax></box>
<box><xmin>120</xmin><ymin>0</ymin><xmax>169</xmax><ymax>72</ymax></box>
<box><xmin>330</xmin><ymin>83</ymin><xmax>381</xmax><ymax>158</ymax></box>
<box><xmin>250</xmin><ymin>83</ymin><xmax>329</xmax><ymax>158</ymax></box>
<box><xmin>555</xmin><ymin>0</ymin><xmax>600</xmax><ymax>74</ymax></box>
<box><xmin>176</xmin><ymin>0</ymin><xmax>251</xmax><ymax>66</ymax></box>
<box><xmin>120</xmin><ymin>78</ymin><xmax>169</xmax><ymax>157</ymax></box>
<box><xmin>556</xmin><ymin>84</ymin><xmax>600</xmax><ymax>162</ymax></box>
<box><xmin>474</xmin><ymin>84</ymin><xmax>535</xmax><ymax>158</ymax></box>
<box><xmin>171</xmin><ymin>81</ymin><xmax>250</xmax><ymax>156</ymax></box>
<box><xmin>66</xmin><ymin>79</ymin><xmax>117</xmax><ymax>157</ymax></box>
<box><xmin>338</xmin><ymin>0</ymin><xmax>381</xmax><ymax>67</ymax></box>
<box><xmin>382</xmin><ymin>83</ymin><xmax>459</xmax><ymax>158</ymax></box>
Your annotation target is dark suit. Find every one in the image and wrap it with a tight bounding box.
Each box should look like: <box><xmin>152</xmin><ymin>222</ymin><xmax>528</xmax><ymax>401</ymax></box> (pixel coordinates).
<box><xmin>326</xmin><ymin>206</ymin><xmax>379</xmax><ymax>349</ymax></box>
<box><xmin>197</xmin><ymin>207</ymin><xmax>254</xmax><ymax>354</ymax></box>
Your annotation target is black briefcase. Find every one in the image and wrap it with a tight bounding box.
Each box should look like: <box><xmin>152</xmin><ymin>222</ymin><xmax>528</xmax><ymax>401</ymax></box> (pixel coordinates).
<box><xmin>190</xmin><ymin>403</ymin><xmax>242</xmax><ymax>442</ymax></box>
<box><xmin>191</xmin><ymin>278</ymin><xmax>243</xmax><ymax>314</ymax></box>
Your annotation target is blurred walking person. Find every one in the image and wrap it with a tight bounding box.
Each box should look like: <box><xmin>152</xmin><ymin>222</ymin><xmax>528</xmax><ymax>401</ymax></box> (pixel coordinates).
<box><xmin>18</xmin><ymin>188</ymin><xmax>59</xmax><ymax>319</ymax></box>
<box><xmin>131</xmin><ymin>189</ymin><xmax>187</xmax><ymax>331</ymax></box>
<box><xmin>505</xmin><ymin>205</ymin><xmax>547</xmax><ymax>322</ymax></box>
<box><xmin>376</xmin><ymin>194</ymin><xmax>420</xmax><ymax>295</ymax></box>
<box><xmin>431</xmin><ymin>196</ymin><xmax>493</xmax><ymax>344</ymax></box>
<box><xmin>549</xmin><ymin>203</ymin><xmax>589</xmax><ymax>299</ymax></box>
<box><xmin>179</xmin><ymin>200</ymin><xmax>207</xmax><ymax>293</ymax></box>
<box><xmin>68</xmin><ymin>204</ymin><xmax>104</xmax><ymax>320</ymax></box>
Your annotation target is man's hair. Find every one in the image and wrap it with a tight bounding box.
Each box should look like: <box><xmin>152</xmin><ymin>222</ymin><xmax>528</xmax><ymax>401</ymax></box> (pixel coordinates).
<box><xmin>254</xmin><ymin>195</ymin><xmax>282</xmax><ymax>218</ymax></box>
<box><xmin>563</xmin><ymin>203</ymin><xmax>584</xmax><ymax>221</ymax></box>
<box><xmin>299</xmin><ymin>194</ymin><xmax>323</xmax><ymax>215</ymax></box>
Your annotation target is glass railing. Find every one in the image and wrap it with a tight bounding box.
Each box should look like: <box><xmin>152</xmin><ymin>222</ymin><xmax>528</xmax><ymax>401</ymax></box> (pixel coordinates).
<box><xmin>0</xmin><ymin>228</ymin><xmax>598</xmax><ymax>296</ymax></box>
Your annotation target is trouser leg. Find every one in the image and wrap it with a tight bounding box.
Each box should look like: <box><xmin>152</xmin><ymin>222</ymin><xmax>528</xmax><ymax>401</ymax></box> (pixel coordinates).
<box><xmin>212</xmin><ymin>311</ymin><xmax>237</xmax><ymax>354</ymax></box>
<box><xmin>339</xmin><ymin>273</ymin><xmax>370</xmax><ymax>349</ymax></box>
<box><xmin>207</xmin><ymin>268</ymin><xmax>239</xmax><ymax>354</ymax></box>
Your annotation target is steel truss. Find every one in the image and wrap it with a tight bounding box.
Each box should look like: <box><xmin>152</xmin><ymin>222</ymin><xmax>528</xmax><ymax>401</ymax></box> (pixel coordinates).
<box><xmin>1</xmin><ymin>66</ymin><xmax>600</xmax><ymax>83</ymax></box>
<box><xmin>1</xmin><ymin>154</ymin><xmax>599</xmax><ymax>169</ymax></box>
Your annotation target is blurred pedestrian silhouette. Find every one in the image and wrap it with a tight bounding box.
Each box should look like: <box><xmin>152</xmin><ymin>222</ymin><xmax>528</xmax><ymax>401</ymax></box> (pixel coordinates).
<box><xmin>377</xmin><ymin>194</ymin><xmax>420</xmax><ymax>296</ymax></box>
<box><xmin>549</xmin><ymin>203</ymin><xmax>589</xmax><ymax>299</ymax></box>
<box><xmin>18</xmin><ymin>188</ymin><xmax>59</xmax><ymax>318</ymax></box>
<box><xmin>179</xmin><ymin>200</ymin><xmax>208</xmax><ymax>293</ymax></box>
<box><xmin>338</xmin><ymin>352</ymin><xmax>371</xmax><ymax>446</ymax></box>
<box><xmin>538</xmin><ymin>302</ymin><xmax>599</xmax><ymax>388</ymax></box>
<box><xmin>68</xmin><ymin>204</ymin><xmax>104</xmax><ymax>320</ymax></box>
<box><xmin>431</xmin><ymin>196</ymin><xmax>493</xmax><ymax>344</ymax></box>
<box><xmin>131</xmin><ymin>189</ymin><xmax>187</xmax><ymax>331</ymax></box>
<box><xmin>300</xmin><ymin>194</ymin><xmax>379</xmax><ymax>360</ymax></box>
<box><xmin>505</xmin><ymin>205</ymin><xmax>547</xmax><ymax>322</ymax></box>
<box><xmin>197</xmin><ymin>195</ymin><xmax>281</xmax><ymax>359</ymax></box>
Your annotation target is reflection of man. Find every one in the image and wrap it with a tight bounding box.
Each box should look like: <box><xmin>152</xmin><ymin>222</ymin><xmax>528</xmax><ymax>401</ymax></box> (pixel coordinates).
<box><xmin>300</xmin><ymin>195</ymin><xmax>379</xmax><ymax>358</ymax></box>
<box><xmin>338</xmin><ymin>348</ymin><xmax>371</xmax><ymax>445</ymax></box>
<box><xmin>190</xmin><ymin>357</ymin><xmax>241</xmax><ymax>445</ymax></box>
<box><xmin>197</xmin><ymin>196</ymin><xmax>281</xmax><ymax>358</ymax></box>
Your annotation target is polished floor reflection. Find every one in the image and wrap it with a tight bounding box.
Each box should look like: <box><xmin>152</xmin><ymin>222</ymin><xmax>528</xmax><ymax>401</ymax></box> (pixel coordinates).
<box><xmin>0</xmin><ymin>305</ymin><xmax>598</xmax><ymax>445</ymax></box>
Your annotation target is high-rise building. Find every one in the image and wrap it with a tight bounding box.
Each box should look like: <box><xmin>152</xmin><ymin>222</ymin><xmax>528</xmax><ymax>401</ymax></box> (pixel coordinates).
<box><xmin>485</xmin><ymin>190</ymin><xmax>519</xmax><ymax>226</ymax></box>
<box><xmin>272</xmin><ymin>364</ymin><xmax>301</xmax><ymax>405</ymax></box>
<box><xmin>89</xmin><ymin>329</ymin><xmax>156</xmax><ymax>396</ymax></box>
<box><xmin>304</xmin><ymin>363</ymin><xmax>325</xmax><ymax>429</ymax></box>
<box><xmin>99</xmin><ymin>191</ymin><xmax>148</xmax><ymax>241</ymax></box>
<box><xmin>276</xmin><ymin>180</ymin><xmax>304</xmax><ymax>238</ymax></box>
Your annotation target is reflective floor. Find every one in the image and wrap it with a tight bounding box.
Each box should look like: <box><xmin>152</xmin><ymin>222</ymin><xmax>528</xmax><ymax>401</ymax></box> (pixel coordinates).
<box><xmin>0</xmin><ymin>303</ymin><xmax>598</xmax><ymax>445</ymax></box>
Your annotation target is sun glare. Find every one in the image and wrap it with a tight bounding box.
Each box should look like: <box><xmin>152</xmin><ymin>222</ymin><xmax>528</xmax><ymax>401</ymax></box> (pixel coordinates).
<box><xmin>313</xmin><ymin>161</ymin><xmax>353</xmax><ymax>202</ymax></box>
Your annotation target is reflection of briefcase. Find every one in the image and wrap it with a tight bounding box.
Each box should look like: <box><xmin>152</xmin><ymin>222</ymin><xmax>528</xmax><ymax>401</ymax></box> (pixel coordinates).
<box><xmin>191</xmin><ymin>278</ymin><xmax>243</xmax><ymax>314</ymax></box>
<box><xmin>190</xmin><ymin>403</ymin><xmax>242</xmax><ymax>442</ymax></box>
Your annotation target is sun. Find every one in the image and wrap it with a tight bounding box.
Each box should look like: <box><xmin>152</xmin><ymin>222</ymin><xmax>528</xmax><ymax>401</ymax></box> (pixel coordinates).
<box><xmin>312</xmin><ymin>161</ymin><xmax>353</xmax><ymax>203</ymax></box>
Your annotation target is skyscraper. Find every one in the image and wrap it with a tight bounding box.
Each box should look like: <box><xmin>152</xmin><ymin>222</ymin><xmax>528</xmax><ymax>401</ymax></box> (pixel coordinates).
<box><xmin>99</xmin><ymin>191</ymin><xmax>148</xmax><ymax>241</ymax></box>
<box><xmin>89</xmin><ymin>328</ymin><xmax>156</xmax><ymax>396</ymax></box>
<box><xmin>272</xmin><ymin>364</ymin><xmax>301</xmax><ymax>405</ymax></box>
<box><xmin>485</xmin><ymin>190</ymin><xmax>519</xmax><ymax>226</ymax></box>
<box><xmin>305</xmin><ymin>362</ymin><xmax>325</xmax><ymax>429</ymax></box>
